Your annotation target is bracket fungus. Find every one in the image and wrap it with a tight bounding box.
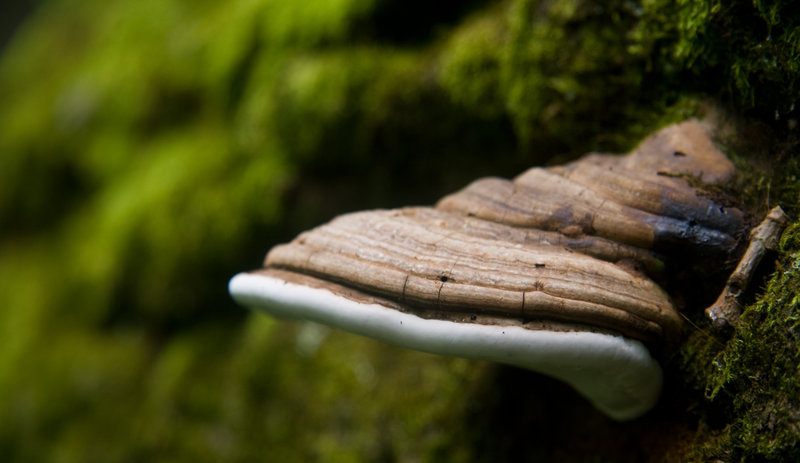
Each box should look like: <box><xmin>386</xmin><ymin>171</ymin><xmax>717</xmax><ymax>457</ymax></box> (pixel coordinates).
<box><xmin>230</xmin><ymin>120</ymin><xmax>759</xmax><ymax>420</ymax></box>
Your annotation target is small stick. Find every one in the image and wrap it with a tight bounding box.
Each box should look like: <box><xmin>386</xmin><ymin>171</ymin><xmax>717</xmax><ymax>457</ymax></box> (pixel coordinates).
<box><xmin>706</xmin><ymin>206</ymin><xmax>788</xmax><ymax>331</ymax></box>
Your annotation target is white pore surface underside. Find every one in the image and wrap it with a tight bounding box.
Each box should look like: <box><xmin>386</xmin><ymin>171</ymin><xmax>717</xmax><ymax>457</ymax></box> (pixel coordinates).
<box><xmin>229</xmin><ymin>272</ymin><xmax>662</xmax><ymax>420</ymax></box>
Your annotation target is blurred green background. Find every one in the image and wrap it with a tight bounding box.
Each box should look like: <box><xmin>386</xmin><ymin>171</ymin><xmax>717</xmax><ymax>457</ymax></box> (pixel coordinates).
<box><xmin>1</xmin><ymin>0</ymin><xmax>798</xmax><ymax>461</ymax></box>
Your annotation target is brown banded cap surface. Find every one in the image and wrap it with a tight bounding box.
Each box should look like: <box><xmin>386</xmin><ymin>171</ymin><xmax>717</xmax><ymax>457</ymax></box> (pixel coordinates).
<box><xmin>439</xmin><ymin>122</ymin><xmax>744</xmax><ymax>258</ymax></box>
<box><xmin>259</xmin><ymin>120</ymin><xmax>743</xmax><ymax>345</ymax></box>
<box><xmin>265</xmin><ymin>207</ymin><xmax>680</xmax><ymax>345</ymax></box>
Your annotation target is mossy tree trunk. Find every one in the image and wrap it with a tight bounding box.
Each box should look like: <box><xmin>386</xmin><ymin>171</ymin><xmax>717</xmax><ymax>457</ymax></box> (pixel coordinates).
<box><xmin>0</xmin><ymin>0</ymin><xmax>797</xmax><ymax>461</ymax></box>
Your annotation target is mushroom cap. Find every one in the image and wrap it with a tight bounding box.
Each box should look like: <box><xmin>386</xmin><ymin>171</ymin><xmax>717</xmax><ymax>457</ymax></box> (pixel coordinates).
<box><xmin>229</xmin><ymin>120</ymin><xmax>745</xmax><ymax>420</ymax></box>
<box><xmin>229</xmin><ymin>270</ymin><xmax>662</xmax><ymax>421</ymax></box>
<box><xmin>262</xmin><ymin>207</ymin><xmax>681</xmax><ymax>346</ymax></box>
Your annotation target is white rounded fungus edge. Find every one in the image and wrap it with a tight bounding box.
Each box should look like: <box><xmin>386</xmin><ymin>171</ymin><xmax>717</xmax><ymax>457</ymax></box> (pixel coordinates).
<box><xmin>229</xmin><ymin>272</ymin><xmax>662</xmax><ymax>420</ymax></box>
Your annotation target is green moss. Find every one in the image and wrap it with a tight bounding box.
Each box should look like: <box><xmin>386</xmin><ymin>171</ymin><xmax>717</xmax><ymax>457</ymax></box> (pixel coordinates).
<box><xmin>679</xmin><ymin>221</ymin><xmax>800</xmax><ymax>461</ymax></box>
<box><xmin>271</xmin><ymin>49</ymin><xmax>425</xmax><ymax>164</ymax></box>
<box><xmin>437</xmin><ymin>0</ymin><xmax>709</xmax><ymax>157</ymax></box>
<box><xmin>631</xmin><ymin>0</ymin><xmax>800</xmax><ymax>121</ymax></box>
<box><xmin>438</xmin><ymin>6</ymin><xmax>507</xmax><ymax>118</ymax></box>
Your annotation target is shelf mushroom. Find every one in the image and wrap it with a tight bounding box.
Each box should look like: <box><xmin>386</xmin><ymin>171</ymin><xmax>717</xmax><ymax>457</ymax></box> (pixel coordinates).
<box><xmin>229</xmin><ymin>120</ymin><xmax>748</xmax><ymax>420</ymax></box>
